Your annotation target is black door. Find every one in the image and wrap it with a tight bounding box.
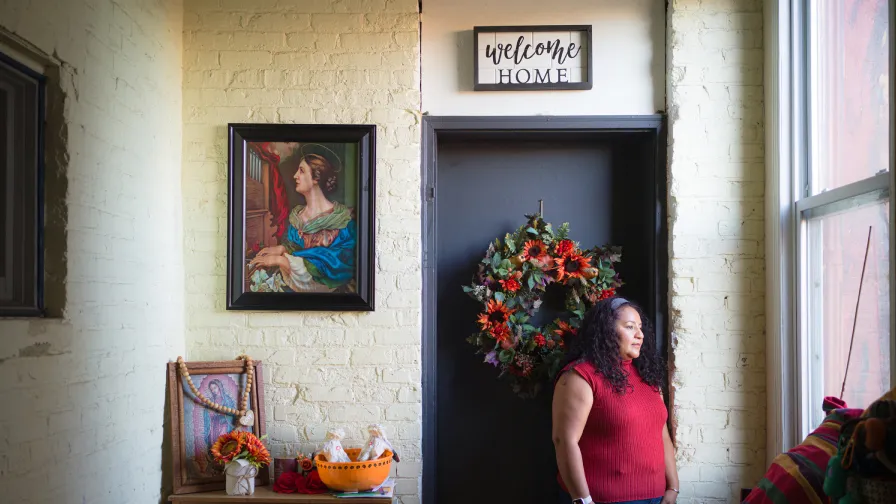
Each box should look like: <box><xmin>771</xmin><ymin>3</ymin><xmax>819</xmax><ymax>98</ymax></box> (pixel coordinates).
<box><xmin>431</xmin><ymin>131</ymin><xmax>662</xmax><ymax>504</ymax></box>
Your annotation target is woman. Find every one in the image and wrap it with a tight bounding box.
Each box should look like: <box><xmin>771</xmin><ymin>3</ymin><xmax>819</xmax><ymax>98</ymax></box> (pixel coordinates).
<box><xmin>200</xmin><ymin>379</ymin><xmax>237</xmax><ymax>472</ymax></box>
<box><xmin>249</xmin><ymin>144</ymin><xmax>356</xmax><ymax>293</ymax></box>
<box><xmin>552</xmin><ymin>297</ymin><xmax>679</xmax><ymax>504</ymax></box>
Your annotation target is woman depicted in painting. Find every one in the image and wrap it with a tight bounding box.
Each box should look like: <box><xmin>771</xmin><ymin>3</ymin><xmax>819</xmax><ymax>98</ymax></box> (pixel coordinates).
<box><xmin>248</xmin><ymin>144</ymin><xmax>357</xmax><ymax>293</ymax></box>
<box><xmin>191</xmin><ymin>378</ymin><xmax>238</xmax><ymax>476</ymax></box>
<box><xmin>204</xmin><ymin>380</ymin><xmax>237</xmax><ymax>449</ymax></box>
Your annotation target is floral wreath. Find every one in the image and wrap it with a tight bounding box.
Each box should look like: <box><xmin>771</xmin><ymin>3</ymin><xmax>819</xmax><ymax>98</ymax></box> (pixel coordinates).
<box><xmin>463</xmin><ymin>213</ymin><xmax>623</xmax><ymax>398</ymax></box>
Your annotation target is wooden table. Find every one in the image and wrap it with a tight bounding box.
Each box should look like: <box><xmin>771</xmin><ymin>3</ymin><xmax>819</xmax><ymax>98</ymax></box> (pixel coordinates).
<box><xmin>168</xmin><ymin>487</ymin><xmax>392</xmax><ymax>503</ymax></box>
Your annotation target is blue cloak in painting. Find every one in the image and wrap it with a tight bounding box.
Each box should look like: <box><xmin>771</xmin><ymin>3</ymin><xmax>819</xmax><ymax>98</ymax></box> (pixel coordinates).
<box><xmin>279</xmin><ymin>202</ymin><xmax>355</xmax><ymax>290</ymax></box>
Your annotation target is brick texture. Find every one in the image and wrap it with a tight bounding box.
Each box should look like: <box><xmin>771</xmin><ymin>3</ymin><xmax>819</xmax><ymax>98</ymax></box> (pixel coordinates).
<box><xmin>667</xmin><ymin>1</ymin><xmax>767</xmax><ymax>502</ymax></box>
<box><xmin>0</xmin><ymin>1</ymin><xmax>185</xmax><ymax>503</ymax></box>
<box><xmin>182</xmin><ymin>0</ymin><xmax>422</xmax><ymax>501</ymax></box>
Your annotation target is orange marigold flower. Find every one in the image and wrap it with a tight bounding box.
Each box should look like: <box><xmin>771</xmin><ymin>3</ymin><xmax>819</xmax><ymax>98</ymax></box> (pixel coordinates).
<box><xmin>500</xmin><ymin>278</ymin><xmax>521</xmax><ymax>293</ymax></box>
<box><xmin>554</xmin><ymin>239</ymin><xmax>576</xmax><ymax>257</ymax></box>
<box><xmin>555</xmin><ymin>253</ymin><xmax>591</xmax><ymax>281</ymax></box>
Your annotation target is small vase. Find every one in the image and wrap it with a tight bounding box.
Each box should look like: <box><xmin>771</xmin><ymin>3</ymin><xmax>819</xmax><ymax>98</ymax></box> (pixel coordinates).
<box><xmin>273</xmin><ymin>457</ymin><xmax>298</xmax><ymax>483</ymax></box>
<box><xmin>224</xmin><ymin>459</ymin><xmax>257</xmax><ymax>496</ymax></box>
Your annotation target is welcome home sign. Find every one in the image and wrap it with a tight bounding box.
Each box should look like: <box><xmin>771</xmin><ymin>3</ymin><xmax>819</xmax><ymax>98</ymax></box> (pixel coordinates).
<box><xmin>473</xmin><ymin>25</ymin><xmax>593</xmax><ymax>91</ymax></box>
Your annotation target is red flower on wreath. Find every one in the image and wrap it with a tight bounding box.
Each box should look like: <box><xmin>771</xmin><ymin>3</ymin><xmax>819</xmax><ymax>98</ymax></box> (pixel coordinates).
<box><xmin>500</xmin><ymin>278</ymin><xmax>521</xmax><ymax>293</ymax></box>
<box><xmin>499</xmin><ymin>270</ymin><xmax>523</xmax><ymax>293</ymax></box>
<box><xmin>477</xmin><ymin>299</ymin><xmax>511</xmax><ymax>330</ymax></box>
<box><xmin>490</xmin><ymin>324</ymin><xmax>512</xmax><ymax>342</ymax></box>
<box><xmin>533</xmin><ymin>334</ymin><xmax>546</xmax><ymax>347</ymax></box>
<box><xmin>555</xmin><ymin>253</ymin><xmax>591</xmax><ymax>281</ymax></box>
<box><xmin>599</xmin><ymin>288</ymin><xmax>616</xmax><ymax>301</ymax></box>
<box><xmin>522</xmin><ymin>240</ymin><xmax>551</xmax><ymax>264</ymax></box>
<box><xmin>554</xmin><ymin>239</ymin><xmax>576</xmax><ymax>257</ymax></box>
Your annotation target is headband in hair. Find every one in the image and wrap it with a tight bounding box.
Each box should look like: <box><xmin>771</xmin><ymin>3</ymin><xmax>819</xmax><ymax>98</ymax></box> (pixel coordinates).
<box><xmin>609</xmin><ymin>297</ymin><xmax>630</xmax><ymax>311</ymax></box>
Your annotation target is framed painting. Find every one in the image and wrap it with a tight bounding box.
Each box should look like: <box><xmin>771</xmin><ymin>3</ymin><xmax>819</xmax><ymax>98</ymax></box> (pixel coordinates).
<box><xmin>227</xmin><ymin>124</ymin><xmax>376</xmax><ymax>311</ymax></box>
<box><xmin>167</xmin><ymin>359</ymin><xmax>268</xmax><ymax>494</ymax></box>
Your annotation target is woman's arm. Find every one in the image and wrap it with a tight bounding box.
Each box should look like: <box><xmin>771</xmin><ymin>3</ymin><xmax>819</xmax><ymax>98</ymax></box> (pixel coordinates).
<box><xmin>552</xmin><ymin>370</ymin><xmax>593</xmax><ymax>501</ymax></box>
<box><xmin>661</xmin><ymin>423</ymin><xmax>680</xmax><ymax>503</ymax></box>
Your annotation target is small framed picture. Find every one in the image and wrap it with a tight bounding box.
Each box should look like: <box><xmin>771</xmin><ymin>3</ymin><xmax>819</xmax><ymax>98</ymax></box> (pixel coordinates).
<box><xmin>226</xmin><ymin>124</ymin><xmax>376</xmax><ymax>311</ymax></box>
<box><xmin>167</xmin><ymin>359</ymin><xmax>268</xmax><ymax>494</ymax></box>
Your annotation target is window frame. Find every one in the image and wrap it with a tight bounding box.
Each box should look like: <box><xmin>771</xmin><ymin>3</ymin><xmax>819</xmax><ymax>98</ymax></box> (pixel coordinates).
<box><xmin>0</xmin><ymin>50</ymin><xmax>46</xmax><ymax>317</ymax></box>
<box><xmin>766</xmin><ymin>0</ymin><xmax>895</xmax><ymax>459</ymax></box>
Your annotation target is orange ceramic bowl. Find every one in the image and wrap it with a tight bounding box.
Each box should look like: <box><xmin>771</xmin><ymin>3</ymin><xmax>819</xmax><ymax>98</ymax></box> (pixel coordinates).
<box><xmin>314</xmin><ymin>448</ymin><xmax>393</xmax><ymax>492</ymax></box>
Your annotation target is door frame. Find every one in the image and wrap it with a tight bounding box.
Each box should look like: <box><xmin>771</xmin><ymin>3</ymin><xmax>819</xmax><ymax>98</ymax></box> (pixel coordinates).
<box><xmin>420</xmin><ymin>115</ymin><xmax>668</xmax><ymax>504</ymax></box>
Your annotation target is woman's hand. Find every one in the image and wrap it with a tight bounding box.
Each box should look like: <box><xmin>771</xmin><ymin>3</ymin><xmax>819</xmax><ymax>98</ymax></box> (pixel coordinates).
<box><xmin>255</xmin><ymin>245</ymin><xmax>285</xmax><ymax>257</ymax></box>
<box><xmin>249</xmin><ymin>254</ymin><xmax>286</xmax><ymax>271</ymax></box>
<box><xmin>661</xmin><ymin>489</ymin><xmax>679</xmax><ymax>504</ymax></box>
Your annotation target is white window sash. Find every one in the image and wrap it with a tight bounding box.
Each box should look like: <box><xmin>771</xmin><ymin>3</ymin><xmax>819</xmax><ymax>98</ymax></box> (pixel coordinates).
<box><xmin>765</xmin><ymin>0</ymin><xmax>896</xmax><ymax>462</ymax></box>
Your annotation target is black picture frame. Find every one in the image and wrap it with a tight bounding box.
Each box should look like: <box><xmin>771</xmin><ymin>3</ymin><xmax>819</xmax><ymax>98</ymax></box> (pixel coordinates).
<box><xmin>473</xmin><ymin>25</ymin><xmax>593</xmax><ymax>92</ymax></box>
<box><xmin>226</xmin><ymin>124</ymin><xmax>375</xmax><ymax>311</ymax></box>
<box><xmin>0</xmin><ymin>51</ymin><xmax>46</xmax><ymax>317</ymax></box>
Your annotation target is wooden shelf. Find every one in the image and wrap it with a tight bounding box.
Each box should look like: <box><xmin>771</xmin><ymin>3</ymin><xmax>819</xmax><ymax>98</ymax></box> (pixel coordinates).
<box><xmin>168</xmin><ymin>487</ymin><xmax>392</xmax><ymax>503</ymax></box>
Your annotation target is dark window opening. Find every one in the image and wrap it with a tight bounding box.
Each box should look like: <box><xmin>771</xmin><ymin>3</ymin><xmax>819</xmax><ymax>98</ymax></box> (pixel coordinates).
<box><xmin>0</xmin><ymin>51</ymin><xmax>45</xmax><ymax>316</ymax></box>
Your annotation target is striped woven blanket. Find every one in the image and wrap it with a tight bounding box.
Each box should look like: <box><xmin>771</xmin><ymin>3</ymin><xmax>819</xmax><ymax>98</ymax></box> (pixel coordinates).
<box><xmin>743</xmin><ymin>405</ymin><xmax>862</xmax><ymax>504</ymax></box>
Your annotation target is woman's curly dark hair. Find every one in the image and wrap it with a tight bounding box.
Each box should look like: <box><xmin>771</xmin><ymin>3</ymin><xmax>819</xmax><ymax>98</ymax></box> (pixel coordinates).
<box><xmin>563</xmin><ymin>297</ymin><xmax>666</xmax><ymax>394</ymax></box>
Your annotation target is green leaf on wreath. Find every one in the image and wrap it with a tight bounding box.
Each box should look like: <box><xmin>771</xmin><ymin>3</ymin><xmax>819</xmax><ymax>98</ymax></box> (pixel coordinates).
<box><xmin>557</xmin><ymin>222</ymin><xmax>570</xmax><ymax>239</ymax></box>
<box><xmin>525</xmin><ymin>338</ymin><xmax>537</xmax><ymax>352</ymax></box>
<box><xmin>494</xmin><ymin>291</ymin><xmax>505</xmax><ymax>303</ymax></box>
<box><xmin>526</xmin><ymin>227</ymin><xmax>538</xmax><ymax>235</ymax></box>
<box><xmin>505</xmin><ymin>234</ymin><xmax>517</xmax><ymax>253</ymax></box>
<box><xmin>527</xmin><ymin>275</ymin><xmax>536</xmax><ymax>290</ymax></box>
<box><xmin>498</xmin><ymin>349</ymin><xmax>514</xmax><ymax>363</ymax></box>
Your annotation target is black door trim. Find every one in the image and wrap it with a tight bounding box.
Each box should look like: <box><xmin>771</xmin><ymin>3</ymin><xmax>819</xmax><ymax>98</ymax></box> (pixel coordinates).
<box><xmin>420</xmin><ymin>115</ymin><xmax>668</xmax><ymax>504</ymax></box>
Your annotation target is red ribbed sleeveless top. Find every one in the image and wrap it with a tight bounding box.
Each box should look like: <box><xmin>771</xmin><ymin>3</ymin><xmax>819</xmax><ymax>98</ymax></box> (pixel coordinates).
<box><xmin>556</xmin><ymin>359</ymin><xmax>667</xmax><ymax>502</ymax></box>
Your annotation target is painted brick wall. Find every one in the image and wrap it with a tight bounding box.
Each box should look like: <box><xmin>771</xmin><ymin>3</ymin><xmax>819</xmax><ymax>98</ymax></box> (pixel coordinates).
<box><xmin>181</xmin><ymin>0</ymin><xmax>422</xmax><ymax>501</ymax></box>
<box><xmin>0</xmin><ymin>1</ymin><xmax>185</xmax><ymax>503</ymax></box>
<box><xmin>667</xmin><ymin>1</ymin><xmax>767</xmax><ymax>502</ymax></box>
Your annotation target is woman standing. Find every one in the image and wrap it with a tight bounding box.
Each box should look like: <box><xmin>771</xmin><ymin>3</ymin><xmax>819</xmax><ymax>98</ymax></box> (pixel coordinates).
<box><xmin>552</xmin><ymin>297</ymin><xmax>679</xmax><ymax>504</ymax></box>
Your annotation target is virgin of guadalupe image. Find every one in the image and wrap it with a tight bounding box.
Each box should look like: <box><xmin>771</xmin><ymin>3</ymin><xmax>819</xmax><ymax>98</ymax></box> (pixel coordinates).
<box><xmin>186</xmin><ymin>376</ymin><xmax>241</xmax><ymax>477</ymax></box>
<box><xmin>247</xmin><ymin>142</ymin><xmax>357</xmax><ymax>293</ymax></box>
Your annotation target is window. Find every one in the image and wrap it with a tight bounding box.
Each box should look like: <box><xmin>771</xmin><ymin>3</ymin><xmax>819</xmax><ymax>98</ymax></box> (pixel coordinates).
<box><xmin>796</xmin><ymin>0</ymin><xmax>892</xmax><ymax>430</ymax></box>
<box><xmin>0</xmin><ymin>51</ymin><xmax>45</xmax><ymax>316</ymax></box>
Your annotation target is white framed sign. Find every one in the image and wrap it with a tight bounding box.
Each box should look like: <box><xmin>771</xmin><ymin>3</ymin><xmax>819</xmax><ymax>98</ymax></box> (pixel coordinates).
<box><xmin>473</xmin><ymin>25</ymin><xmax>592</xmax><ymax>91</ymax></box>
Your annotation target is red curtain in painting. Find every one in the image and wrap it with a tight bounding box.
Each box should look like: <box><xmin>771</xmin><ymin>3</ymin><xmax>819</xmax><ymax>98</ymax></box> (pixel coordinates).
<box><xmin>252</xmin><ymin>142</ymin><xmax>291</xmax><ymax>241</ymax></box>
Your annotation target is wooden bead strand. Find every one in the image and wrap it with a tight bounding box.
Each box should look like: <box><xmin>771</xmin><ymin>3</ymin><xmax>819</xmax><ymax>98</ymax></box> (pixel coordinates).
<box><xmin>177</xmin><ymin>355</ymin><xmax>255</xmax><ymax>426</ymax></box>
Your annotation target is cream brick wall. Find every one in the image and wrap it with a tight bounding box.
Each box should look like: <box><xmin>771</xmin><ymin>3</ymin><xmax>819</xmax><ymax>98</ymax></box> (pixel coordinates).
<box><xmin>667</xmin><ymin>1</ymin><xmax>767</xmax><ymax>502</ymax></box>
<box><xmin>182</xmin><ymin>0</ymin><xmax>422</xmax><ymax>502</ymax></box>
<box><xmin>0</xmin><ymin>1</ymin><xmax>185</xmax><ymax>503</ymax></box>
